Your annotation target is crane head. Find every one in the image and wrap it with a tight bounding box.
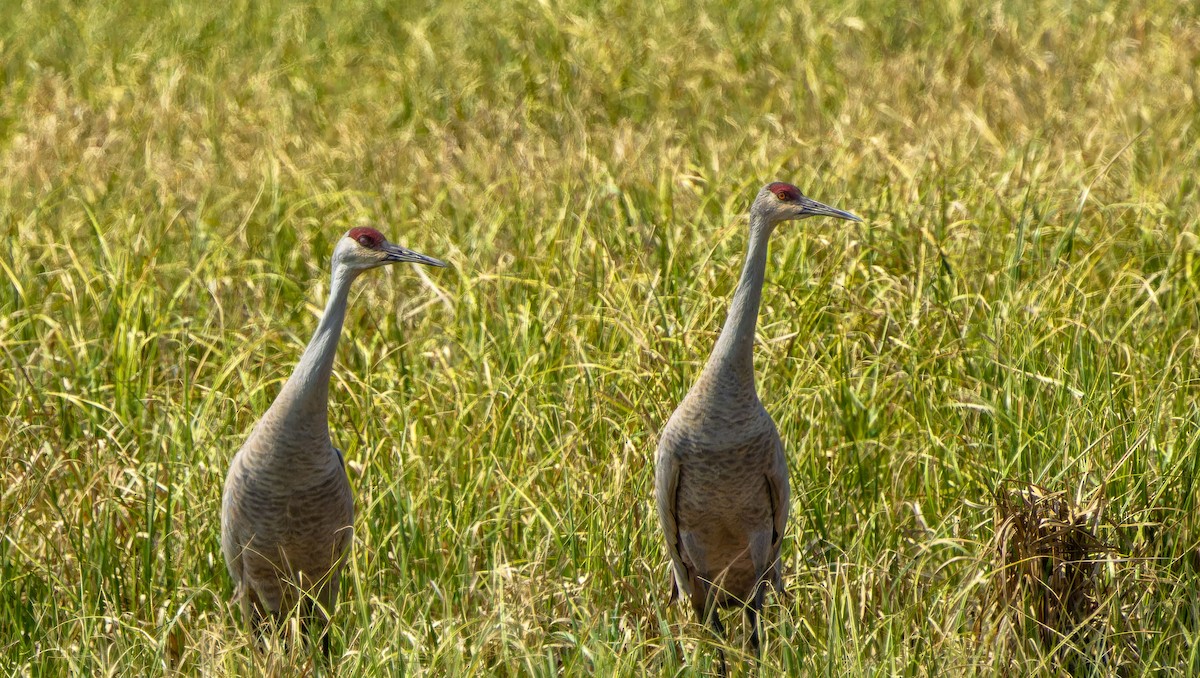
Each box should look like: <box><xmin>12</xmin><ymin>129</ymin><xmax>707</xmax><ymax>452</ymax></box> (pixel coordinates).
<box><xmin>335</xmin><ymin>226</ymin><xmax>447</xmax><ymax>272</ymax></box>
<box><xmin>752</xmin><ymin>181</ymin><xmax>861</xmax><ymax>227</ymax></box>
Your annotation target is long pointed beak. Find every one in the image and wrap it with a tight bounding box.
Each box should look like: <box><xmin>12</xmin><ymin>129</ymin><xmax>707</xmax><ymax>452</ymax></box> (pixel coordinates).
<box><xmin>800</xmin><ymin>196</ymin><xmax>862</xmax><ymax>222</ymax></box>
<box><xmin>383</xmin><ymin>242</ymin><xmax>447</xmax><ymax>267</ymax></box>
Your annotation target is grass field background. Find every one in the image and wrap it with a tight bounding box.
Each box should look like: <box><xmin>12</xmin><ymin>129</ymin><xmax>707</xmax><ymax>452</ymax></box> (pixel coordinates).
<box><xmin>2</xmin><ymin>0</ymin><xmax>1199</xmax><ymax>674</ymax></box>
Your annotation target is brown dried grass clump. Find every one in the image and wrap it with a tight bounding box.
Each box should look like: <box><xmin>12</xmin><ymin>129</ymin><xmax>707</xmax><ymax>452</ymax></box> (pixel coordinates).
<box><xmin>978</xmin><ymin>481</ymin><xmax>1138</xmax><ymax>671</ymax></box>
<box><xmin>993</xmin><ymin>483</ymin><xmax>1107</xmax><ymax>638</ymax></box>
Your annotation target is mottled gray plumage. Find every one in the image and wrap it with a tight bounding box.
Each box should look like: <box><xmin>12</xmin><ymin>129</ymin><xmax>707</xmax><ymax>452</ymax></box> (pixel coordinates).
<box><xmin>220</xmin><ymin>226</ymin><xmax>444</xmax><ymax>651</ymax></box>
<box><xmin>655</xmin><ymin>182</ymin><xmax>860</xmax><ymax>662</ymax></box>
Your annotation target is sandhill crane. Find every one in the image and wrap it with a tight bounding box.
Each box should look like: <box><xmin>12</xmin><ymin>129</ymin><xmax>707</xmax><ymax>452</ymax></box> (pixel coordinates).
<box><xmin>655</xmin><ymin>182</ymin><xmax>860</xmax><ymax>669</ymax></box>
<box><xmin>221</xmin><ymin>226</ymin><xmax>445</xmax><ymax>653</ymax></box>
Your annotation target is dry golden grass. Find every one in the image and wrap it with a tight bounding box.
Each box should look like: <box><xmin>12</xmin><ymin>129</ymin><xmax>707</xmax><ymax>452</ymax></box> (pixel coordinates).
<box><xmin>1</xmin><ymin>0</ymin><xmax>1199</xmax><ymax>675</ymax></box>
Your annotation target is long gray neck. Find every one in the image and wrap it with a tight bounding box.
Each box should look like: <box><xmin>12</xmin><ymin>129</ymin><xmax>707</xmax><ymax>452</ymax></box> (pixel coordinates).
<box><xmin>272</xmin><ymin>262</ymin><xmax>357</xmax><ymax>430</ymax></box>
<box><xmin>699</xmin><ymin>214</ymin><xmax>773</xmax><ymax>396</ymax></box>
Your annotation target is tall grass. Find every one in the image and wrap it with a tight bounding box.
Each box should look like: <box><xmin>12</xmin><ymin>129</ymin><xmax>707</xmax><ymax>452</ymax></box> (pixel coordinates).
<box><xmin>1</xmin><ymin>0</ymin><xmax>1198</xmax><ymax>674</ymax></box>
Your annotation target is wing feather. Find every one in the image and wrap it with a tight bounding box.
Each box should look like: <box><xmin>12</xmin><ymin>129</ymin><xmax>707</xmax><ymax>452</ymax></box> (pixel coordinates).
<box><xmin>654</xmin><ymin>434</ymin><xmax>690</xmax><ymax>602</ymax></box>
<box><xmin>764</xmin><ymin>440</ymin><xmax>790</xmax><ymax>589</ymax></box>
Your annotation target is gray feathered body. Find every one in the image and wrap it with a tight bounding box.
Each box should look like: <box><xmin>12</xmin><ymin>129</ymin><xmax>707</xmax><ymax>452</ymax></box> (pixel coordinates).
<box><xmin>654</xmin><ymin>207</ymin><xmax>792</xmax><ymax>631</ymax></box>
<box><xmin>220</xmin><ymin>408</ymin><xmax>354</xmax><ymax>625</ymax></box>
<box><xmin>220</xmin><ymin>262</ymin><xmax>359</xmax><ymax>637</ymax></box>
<box><xmin>655</xmin><ymin>372</ymin><xmax>789</xmax><ymax>610</ymax></box>
<box><xmin>219</xmin><ymin>229</ymin><xmax>447</xmax><ymax>647</ymax></box>
<box><xmin>654</xmin><ymin>185</ymin><xmax>857</xmax><ymax>663</ymax></box>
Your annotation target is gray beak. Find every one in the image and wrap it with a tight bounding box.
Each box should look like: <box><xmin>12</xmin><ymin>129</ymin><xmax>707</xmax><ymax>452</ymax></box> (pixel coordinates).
<box><xmin>799</xmin><ymin>196</ymin><xmax>862</xmax><ymax>222</ymax></box>
<box><xmin>383</xmin><ymin>243</ymin><xmax>447</xmax><ymax>267</ymax></box>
